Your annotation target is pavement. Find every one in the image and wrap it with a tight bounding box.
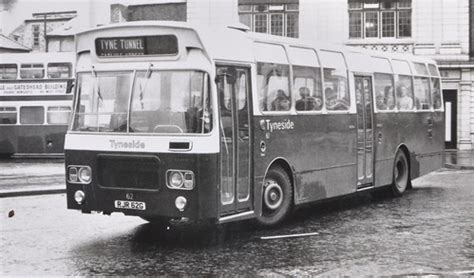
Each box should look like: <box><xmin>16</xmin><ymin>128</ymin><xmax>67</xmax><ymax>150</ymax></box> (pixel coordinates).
<box><xmin>0</xmin><ymin>150</ymin><xmax>473</xmax><ymax>198</ymax></box>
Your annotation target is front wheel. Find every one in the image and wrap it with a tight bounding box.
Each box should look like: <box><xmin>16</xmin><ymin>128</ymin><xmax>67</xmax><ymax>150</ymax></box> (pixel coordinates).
<box><xmin>391</xmin><ymin>150</ymin><xmax>410</xmax><ymax>196</ymax></box>
<box><xmin>255</xmin><ymin>166</ymin><xmax>293</xmax><ymax>227</ymax></box>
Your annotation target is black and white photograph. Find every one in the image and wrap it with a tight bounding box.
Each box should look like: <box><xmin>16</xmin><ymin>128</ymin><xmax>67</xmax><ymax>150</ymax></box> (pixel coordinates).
<box><xmin>0</xmin><ymin>0</ymin><xmax>473</xmax><ymax>276</ymax></box>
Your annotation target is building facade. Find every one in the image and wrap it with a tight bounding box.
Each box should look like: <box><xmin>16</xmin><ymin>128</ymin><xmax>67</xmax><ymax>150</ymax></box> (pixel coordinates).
<box><xmin>8</xmin><ymin>11</ymin><xmax>77</xmax><ymax>53</ymax></box>
<box><xmin>238</xmin><ymin>0</ymin><xmax>473</xmax><ymax>149</ymax></box>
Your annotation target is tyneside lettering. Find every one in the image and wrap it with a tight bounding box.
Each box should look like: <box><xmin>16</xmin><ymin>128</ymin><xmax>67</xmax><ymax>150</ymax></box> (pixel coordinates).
<box><xmin>109</xmin><ymin>139</ymin><xmax>145</xmax><ymax>150</ymax></box>
<box><xmin>265</xmin><ymin>119</ymin><xmax>295</xmax><ymax>132</ymax></box>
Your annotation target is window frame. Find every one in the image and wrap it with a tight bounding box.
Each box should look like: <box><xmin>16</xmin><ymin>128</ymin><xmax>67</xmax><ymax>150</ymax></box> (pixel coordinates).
<box><xmin>19</xmin><ymin>106</ymin><xmax>45</xmax><ymax>125</ymax></box>
<box><xmin>20</xmin><ymin>63</ymin><xmax>45</xmax><ymax>79</ymax></box>
<box><xmin>32</xmin><ymin>25</ymin><xmax>40</xmax><ymax>47</ymax></box>
<box><xmin>348</xmin><ymin>0</ymin><xmax>412</xmax><ymax>39</ymax></box>
<box><xmin>46</xmin><ymin>106</ymin><xmax>72</xmax><ymax>125</ymax></box>
<box><xmin>0</xmin><ymin>107</ymin><xmax>18</xmax><ymax>125</ymax></box>
<box><xmin>0</xmin><ymin>64</ymin><xmax>18</xmax><ymax>80</ymax></box>
<box><xmin>238</xmin><ymin>3</ymin><xmax>299</xmax><ymax>38</ymax></box>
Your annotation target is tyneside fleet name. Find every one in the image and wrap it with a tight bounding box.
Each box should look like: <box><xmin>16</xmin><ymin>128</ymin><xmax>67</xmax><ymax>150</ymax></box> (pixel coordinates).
<box><xmin>265</xmin><ymin>119</ymin><xmax>295</xmax><ymax>132</ymax></box>
<box><xmin>109</xmin><ymin>139</ymin><xmax>145</xmax><ymax>150</ymax></box>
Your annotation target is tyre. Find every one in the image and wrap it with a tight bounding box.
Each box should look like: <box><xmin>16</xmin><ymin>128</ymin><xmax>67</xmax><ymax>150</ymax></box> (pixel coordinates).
<box><xmin>391</xmin><ymin>150</ymin><xmax>410</xmax><ymax>197</ymax></box>
<box><xmin>255</xmin><ymin>166</ymin><xmax>293</xmax><ymax>226</ymax></box>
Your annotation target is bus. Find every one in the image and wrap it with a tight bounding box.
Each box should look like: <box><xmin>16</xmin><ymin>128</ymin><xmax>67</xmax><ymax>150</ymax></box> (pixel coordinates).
<box><xmin>65</xmin><ymin>21</ymin><xmax>444</xmax><ymax>227</ymax></box>
<box><xmin>0</xmin><ymin>52</ymin><xmax>75</xmax><ymax>157</ymax></box>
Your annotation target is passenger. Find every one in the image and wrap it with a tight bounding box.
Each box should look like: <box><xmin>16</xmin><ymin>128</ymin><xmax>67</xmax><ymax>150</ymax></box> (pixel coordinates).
<box><xmin>397</xmin><ymin>85</ymin><xmax>413</xmax><ymax>110</ymax></box>
<box><xmin>325</xmin><ymin>87</ymin><xmax>348</xmax><ymax>110</ymax></box>
<box><xmin>432</xmin><ymin>89</ymin><xmax>442</xmax><ymax>109</ymax></box>
<box><xmin>325</xmin><ymin>87</ymin><xmax>336</xmax><ymax>106</ymax></box>
<box><xmin>271</xmin><ymin>89</ymin><xmax>290</xmax><ymax>111</ymax></box>
<box><xmin>295</xmin><ymin>87</ymin><xmax>311</xmax><ymax>111</ymax></box>
<box><xmin>384</xmin><ymin>86</ymin><xmax>395</xmax><ymax>109</ymax></box>
<box><xmin>376</xmin><ymin>94</ymin><xmax>387</xmax><ymax>110</ymax></box>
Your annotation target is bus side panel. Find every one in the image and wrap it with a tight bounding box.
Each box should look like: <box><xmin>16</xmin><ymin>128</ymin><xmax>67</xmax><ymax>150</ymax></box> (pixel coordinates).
<box><xmin>0</xmin><ymin>126</ymin><xmax>17</xmax><ymax>155</ymax></box>
<box><xmin>413</xmin><ymin>111</ymin><xmax>445</xmax><ymax>177</ymax></box>
<box><xmin>65</xmin><ymin>150</ymin><xmax>219</xmax><ymax>220</ymax></box>
<box><xmin>0</xmin><ymin>125</ymin><xmax>67</xmax><ymax>155</ymax></box>
<box><xmin>373</xmin><ymin>111</ymin><xmax>445</xmax><ymax>188</ymax></box>
<box><xmin>373</xmin><ymin>113</ymin><xmax>397</xmax><ymax>187</ymax></box>
<box><xmin>252</xmin><ymin>114</ymin><xmax>358</xmax><ymax>205</ymax></box>
<box><xmin>18</xmin><ymin>125</ymin><xmax>68</xmax><ymax>154</ymax></box>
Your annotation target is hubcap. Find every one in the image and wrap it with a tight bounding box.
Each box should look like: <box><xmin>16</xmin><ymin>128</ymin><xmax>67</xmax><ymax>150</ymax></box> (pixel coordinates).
<box><xmin>395</xmin><ymin>159</ymin><xmax>407</xmax><ymax>191</ymax></box>
<box><xmin>264</xmin><ymin>180</ymin><xmax>283</xmax><ymax>210</ymax></box>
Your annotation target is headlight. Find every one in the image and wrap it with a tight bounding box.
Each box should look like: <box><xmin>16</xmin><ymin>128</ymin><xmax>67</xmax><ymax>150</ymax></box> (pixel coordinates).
<box><xmin>78</xmin><ymin>167</ymin><xmax>92</xmax><ymax>183</ymax></box>
<box><xmin>175</xmin><ymin>196</ymin><xmax>187</xmax><ymax>211</ymax></box>
<box><xmin>68</xmin><ymin>165</ymin><xmax>92</xmax><ymax>184</ymax></box>
<box><xmin>167</xmin><ymin>170</ymin><xmax>194</xmax><ymax>190</ymax></box>
<box><xmin>68</xmin><ymin>167</ymin><xmax>78</xmax><ymax>183</ymax></box>
<box><xmin>74</xmin><ymin>190</ymin><xmax>85</xmax><ymax>204</ymax></box>
<box><xmin>169</xmin><ymin>171</ymin><xmax>184</xmax><ymax>188</ymax></box>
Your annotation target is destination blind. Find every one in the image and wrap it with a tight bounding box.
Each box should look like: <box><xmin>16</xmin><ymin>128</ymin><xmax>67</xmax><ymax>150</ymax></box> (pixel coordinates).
<box><xmin>95</xmin><ymin>35</ymin><xmax>178</xmax><ymax>57</ymax></box>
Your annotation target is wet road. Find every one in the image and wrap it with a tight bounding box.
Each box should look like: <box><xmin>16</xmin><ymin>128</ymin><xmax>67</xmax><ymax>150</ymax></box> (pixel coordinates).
<box><xmin>1</xmin><ymin>169</ymin><xmax>473</xmax><ymax>276</ymax></box>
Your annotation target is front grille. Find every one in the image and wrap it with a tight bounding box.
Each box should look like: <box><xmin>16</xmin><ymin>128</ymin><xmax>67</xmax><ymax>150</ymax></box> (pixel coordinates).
<box><xmin>98</xmin><ymin>155</ymin><xmax>160</xmax><ymax>190</ymax></box>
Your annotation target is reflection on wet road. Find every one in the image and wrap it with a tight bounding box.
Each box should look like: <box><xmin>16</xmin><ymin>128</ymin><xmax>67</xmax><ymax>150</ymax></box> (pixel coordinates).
<box><xmin>1</xmin><ymin>169</ymin><xmax>473</xmax><ymax>276</ymax></box>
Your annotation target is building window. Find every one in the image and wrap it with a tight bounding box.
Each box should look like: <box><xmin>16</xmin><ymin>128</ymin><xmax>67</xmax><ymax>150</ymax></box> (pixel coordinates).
<box><xmin>238</xmin><ymin>3</ymin><xmax>299</xmax><ymax>38</ymax></box>
<box><xmin>348</xmin><ymin>0</ymin><xmax>411</xmax><ymax>39</ymax></box>
<box><xmin>32</xmin><ymin>25</ymin><xmax>40</xmax><ymax>47</ymax></box>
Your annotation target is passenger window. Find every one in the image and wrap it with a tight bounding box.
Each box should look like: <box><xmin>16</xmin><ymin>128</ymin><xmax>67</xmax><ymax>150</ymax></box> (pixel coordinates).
<box><xmin>47</xmin><ymin>106</ymin><xmax>71</xmax><ymax>124</ymax></box>
<box><xmin>293</xmin><ymin>66</ymin><xmax>323</xmax><ymax>111</ymax></box>
<box><xmin>0</xmin><ymin>64</ymin><xmax>17</xmax><ymax>80</ymax></box>
<box><xmin>414</xmin><ymin>77</ymin><xmax>431</xmax><ymax>110</ymax></box>
<box><xmin>20</xmin><ymin>106</ymin><xmax>45</xmax><ymax>124</ymax></box>
<box><xmin>413</xmin><ymin>62</ymin><xmax>429</xmax><ymax>76</ymax></box>
<box><xmin>257</xmin><ymin>62</ymin><xmax>291</xmax><ymax>112</ymax></box>
<box><xmin>323</xmin><ymin>68</ymin><xmax>350</xmax><ymax>111</ymax></box>
<box><xmin>47</xmin><ymin>63</ymin><xmax>72</xmax><ymax>78</ymax></box>
<box><xmin>431</xmin><ymin>78</ymin><xmax>442</xmax><ymax>110</ymax></box>
<box><xmin>20</xmin><ymin>64</ymin><xmax>44</xmax><ymax>79</ymax></box>
<box><xmin>428</xmin><ymin>64</ymin><xmax>440</xmax><ymax>77</ymax></box>
<box><xmin>0</xmin><ymin>107</ymin><xmax>17</xmax><ymax>124</ymax></box>
<box><xmin>396</xmin><ymin>75</ymin><xmax>414</xmax><ymax>111</ymax></box>
<box><xmin>374</xmin><ymin>73</ymin><xmax>395</xmax><ymax>111</ymax></box>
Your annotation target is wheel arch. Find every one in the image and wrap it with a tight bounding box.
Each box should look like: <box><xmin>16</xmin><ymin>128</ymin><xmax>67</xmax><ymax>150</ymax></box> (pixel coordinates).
<box><xmin>262</xmin><ymin>157</ymin><xmax>296</xmax><ymax>204</ymax></box>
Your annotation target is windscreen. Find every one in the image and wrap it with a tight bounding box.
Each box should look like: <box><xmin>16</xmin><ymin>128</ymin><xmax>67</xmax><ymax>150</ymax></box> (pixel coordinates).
<box><xmin>72</xmin><ymin>70</ymin><xmax>211</xmax><ymax>134</ymax></box>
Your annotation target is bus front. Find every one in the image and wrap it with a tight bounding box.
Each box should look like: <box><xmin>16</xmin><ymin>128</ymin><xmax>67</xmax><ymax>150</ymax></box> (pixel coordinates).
<box><xmin>65</xmin><ymin>23</ymin><xmax>220</xmax><ymax>222</ymax></box>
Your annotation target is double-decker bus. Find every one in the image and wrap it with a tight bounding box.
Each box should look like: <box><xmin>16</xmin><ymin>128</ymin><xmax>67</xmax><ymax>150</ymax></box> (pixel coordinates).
<box><xmin>65</xmin><ymin>22</ymin><xmax>444</xmax><ymax>226</ymax></box>
<box><xmin>0</xmin><ymin>52</ymin><xmax>75</xmax><ymax>157</ymax></box>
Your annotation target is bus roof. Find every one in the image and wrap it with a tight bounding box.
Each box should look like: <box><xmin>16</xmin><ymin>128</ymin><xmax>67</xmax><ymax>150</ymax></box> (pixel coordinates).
<box><xmin>0</xmin><ymin>52</ymin><xmax>75</xmax><ymax>64</ymax></box>
<box><xmin>75</xmin><ymin>21</ymin><xmax>437</xmax><ymax>69</ymax></box>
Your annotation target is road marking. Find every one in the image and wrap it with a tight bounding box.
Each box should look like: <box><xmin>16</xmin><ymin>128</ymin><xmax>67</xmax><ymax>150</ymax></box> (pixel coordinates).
<box><xmin>260</xmin><ymin>231</ymin><xmax>319</xmax><ymax>240</ymax></box>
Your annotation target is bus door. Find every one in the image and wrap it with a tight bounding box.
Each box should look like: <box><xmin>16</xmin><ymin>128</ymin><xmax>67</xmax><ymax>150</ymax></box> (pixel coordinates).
<box><xmin>355</xmin><ymin>75</ymin><xmax>375</xmax><ymax>188</ymax></box>
<box><xmin>216</xmin><ymin>66</ymin><xmax>253</xmax><ymax>215</ymax></box>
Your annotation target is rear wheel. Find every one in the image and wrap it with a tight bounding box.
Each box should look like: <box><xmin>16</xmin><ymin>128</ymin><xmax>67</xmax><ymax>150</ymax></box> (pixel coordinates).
<box><xmin>391</xmin><ymin>150</ymin><xmax>409</xmax><ymax>196</ymax></box>
<box><xmin>255</xmin><ymin>166</ymin><xmax>293</xmax><ymax>227</ymax></box>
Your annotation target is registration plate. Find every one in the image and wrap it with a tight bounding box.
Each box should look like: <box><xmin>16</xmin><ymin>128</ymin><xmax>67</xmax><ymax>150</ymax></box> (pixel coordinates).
<box><xmin>114</xmin><ymin>200</ymin><xmax>146</xmax><ymax>211</ymax></box>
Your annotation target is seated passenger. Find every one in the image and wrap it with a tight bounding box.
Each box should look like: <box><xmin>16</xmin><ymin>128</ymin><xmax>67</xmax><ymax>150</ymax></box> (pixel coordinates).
<box><xmin>325</xmin><ymin>87</ymin><xmax>349</xmax><ymax>110</ymax></box>
<box><xmin>271</xmin><ymin>89</ymin><xmax>290</xmax><ymax>111</ymax></box>
<box><xmin>397</xmin><ymin>85</ymin><xmax>413</xmax><ymax>110</ymax></box>
<box><xmin>376</xmin><ymin>94</ymin><xmax>387</xmax><ymax>110</ymax></box>
<box><xmin>384</xmin><ymin>86</ymin><xmax>395</xmax><ymax>109</ymax></box>
<box><xmin>296</xmin><ymin>87</ymin><xmax>314</xmax><ymax>111</ymax></box>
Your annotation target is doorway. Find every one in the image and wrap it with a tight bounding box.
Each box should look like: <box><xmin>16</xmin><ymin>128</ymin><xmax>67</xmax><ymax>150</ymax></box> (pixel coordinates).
<box><xmin>443</xmin><ymin>90</ymin><xmax>457</xmax><ymax>149</ymax></box>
